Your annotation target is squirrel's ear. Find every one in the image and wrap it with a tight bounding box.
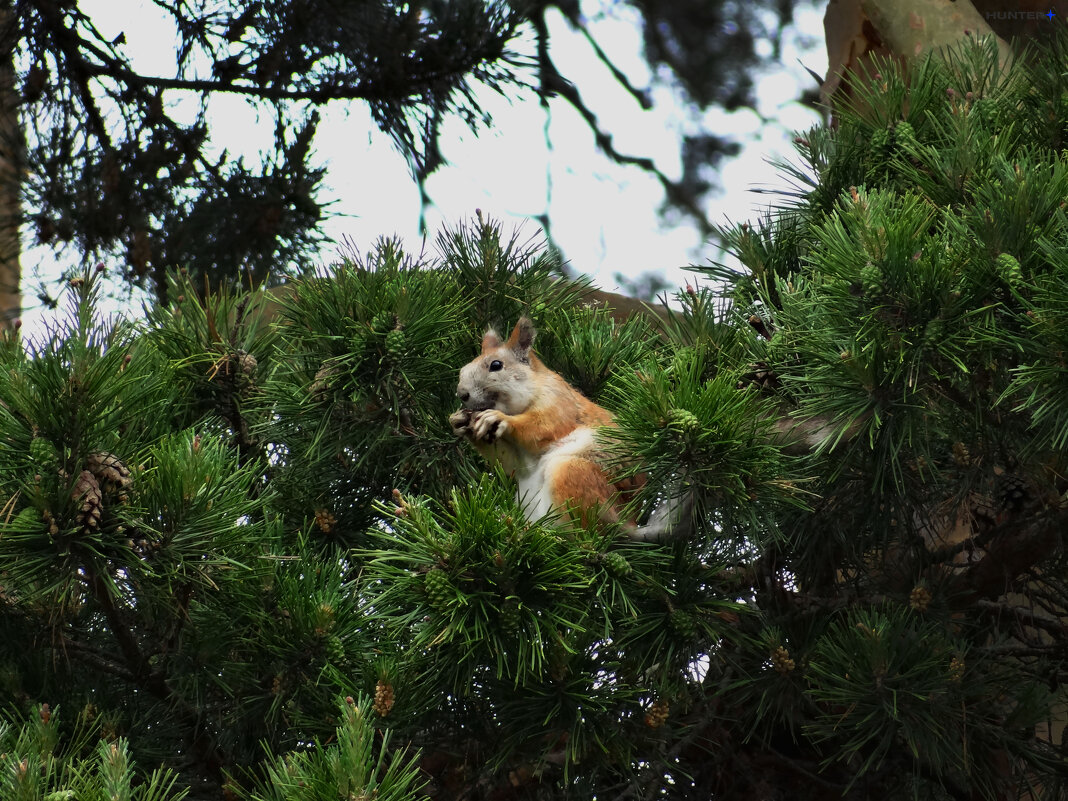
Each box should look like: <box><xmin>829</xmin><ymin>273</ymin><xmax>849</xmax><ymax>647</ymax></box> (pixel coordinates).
<box><xmin>480</xmin><ymin>328</ymin><xmax>501</xmax><ymax>353</ymax></box>
<box><xmin>506</xmin><ymin>317</ymin><xmax>536</xmax><ymax>359</ymax></box>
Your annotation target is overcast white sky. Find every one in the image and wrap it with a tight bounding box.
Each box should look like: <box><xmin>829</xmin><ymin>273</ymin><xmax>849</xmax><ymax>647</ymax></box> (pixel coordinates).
<box><xmin>21</xmin><ymin>1</ymin><xmax>828</xmax><ymax>332</ymax></box>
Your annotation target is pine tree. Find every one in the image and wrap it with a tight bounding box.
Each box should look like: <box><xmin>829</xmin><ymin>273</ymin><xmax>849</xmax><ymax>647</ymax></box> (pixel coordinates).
<box><xmin>3</xmin><ymin>31</ymin><xmax>1068</xmax><ymax>801</ymax></box>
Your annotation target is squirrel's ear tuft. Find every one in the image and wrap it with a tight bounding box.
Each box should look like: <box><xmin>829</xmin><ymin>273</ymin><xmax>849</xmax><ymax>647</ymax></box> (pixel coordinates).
<box><xmin>481</xmin><ymin>328</ymin><xmax>502</xmax><ymax>353</ymax></box>
<box><xmin>507</xmin><ymin>317</ymin><xmax>536</xmax><ymax>358</ymax></box>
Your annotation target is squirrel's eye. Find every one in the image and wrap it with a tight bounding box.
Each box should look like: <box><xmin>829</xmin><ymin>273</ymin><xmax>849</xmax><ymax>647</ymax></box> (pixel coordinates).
<box><xmin>489</xmin><ymin>360</ymin><xmax>503</xmax><ymax>372</ymax></box>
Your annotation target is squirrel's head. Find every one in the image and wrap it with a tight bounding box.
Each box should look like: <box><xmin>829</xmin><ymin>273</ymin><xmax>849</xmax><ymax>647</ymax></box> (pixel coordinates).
<box><xmin>457</xmin><ymin>317</ymin><xmax>540</xmax><ymax>414</ymax></box>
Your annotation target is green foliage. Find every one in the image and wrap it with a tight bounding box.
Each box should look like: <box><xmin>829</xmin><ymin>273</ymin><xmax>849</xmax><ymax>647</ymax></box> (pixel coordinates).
<box><xmin>534</xmin><ymin>307</ymin><xmax>661</xmax><ymax>400</ymax></box>
<box><xmin>606</xmin><ymin>342</ymin><xmax>795</xmax><ymax>545</ymax></box>
<box><xmin>7</xmin><ymin>33</ymin><xmax>1068</xmax><ymax>801</ymax></box>
<box><xmin>355</xmin><ymin>474</ymin><xmax>745</xmax><ymax>776</ymax></box>
<box><xmin>234</xmin><ymin>697</ymin><xmax>427</xmax><ymax>801</ymax></box>
<box><xmin>698</xmin><ymin>32</ymin><xmax>1068</xmax><ymax>800</ymax></box>
<box><xmin>0</xmin><ymin>706</ymin><xmax>186</xmax><ymax>801</ymax></box>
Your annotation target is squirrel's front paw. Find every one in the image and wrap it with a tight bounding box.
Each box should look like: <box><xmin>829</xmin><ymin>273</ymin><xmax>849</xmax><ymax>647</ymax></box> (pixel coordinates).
<box><xmin>472</xmin><ymin>409</ymin><xmax>509</xmax><ymax>443</ymax></box>
<box><xmin>449</xmin><ymin>408</ymin><xmax>473</xmax><ymax>437</ymax></box>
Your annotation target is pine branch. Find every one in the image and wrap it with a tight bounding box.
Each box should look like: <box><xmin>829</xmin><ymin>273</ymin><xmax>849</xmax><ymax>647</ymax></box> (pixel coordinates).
<box><xmin>952</xmin><ymin>507</ymin><xmax>1068</xmax><ymax>603</ymax></box>
<box><xmin>36</xmin><ymin>3</ymin><xmax>116</xmax><ymax>152</ymax></box>
<box><xmin>531</xmin><ymin>9</ymin><xmax>715</xmax><ymax>239</ymax></box>
<box><xmin>41</xmin><ymin>4</ymin><xmax>509</xmax><ymax>105</ymax></box>
<box><xmin>976</xmin><ymin>599</ymin><xmax>1068</xmax><ymax>641</ymax></box>
<box><xmin>86</xmin><ymin>568</ymin><xmax>168</xmax><ymax>697</ymax></box>
<box><xmin>57</xmin><ymin>636</ymin><xmax>137</xmax><ymax>683</ymax></box>
<box><xmin>574</xmin><ymin>21</ymin><xmax>652</xmax><ymax>111</ymax></box>
<box><xmin>85</xmin><ymin>567</ymin><xmax>230</xmax><ymax>783</ymax></box>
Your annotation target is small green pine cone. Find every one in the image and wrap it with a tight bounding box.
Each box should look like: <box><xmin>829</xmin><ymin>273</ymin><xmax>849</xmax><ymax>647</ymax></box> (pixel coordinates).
<box><xmin>667</xmin><ymin>408</ymin><xmax>700</xmax><ymax>434</ymax></box>
<box><xmin>859</xmin><ymin>263</ymin><xmax>883</xmax><ymax>296</ymax></box>
<box><xmin>424</xmin><ymin>568</ymin><xmax>453</xmax><ymax>609</ymax></box>
<box><xmin>995</xmin><ymin>253</ymin><xmax>1023</xmax><ymax>286</ymax></box>
<box><xmin>385</xmin><ymin>328</ymin><xmax>406</xmax><ymax>358</ymax></box>
<box><xmin>547</xmin><ymin>638</ymin><xmax>570</xmax><ymax>682</ymax></box>
<box><xmin>971</xmin><ymin>97</ymin><xmax>1001</xmax><ymax>129</ymax></box>
<box><xmin>669</xmin><ymin>609</ymin><xmax>697</xmax><ymax>640</ymax></box>
<box><xmin>12</xmin><ymin>507</ymin><xmax>40</xmax><ymax>530</ymax></box>
<box><xmin>29</xmin><ymin>437</ymin><xmax>58</xmax><ymax>468</ymax></box>
<box><xmin>893</xmin><ymin>120</ymin><xmax>917</xmax><ymax>151</ymax></box>
<box><xmin>870</xmin><ymin>127</ymin><xmax>890</xmax><ymax>152</ymax></box>
<box><xmin>499</xmin><ymin>597</ymin><xmax>521</xmax><ymax>634</ymax></box>
<box><xmin>602</xmin><ymin>551</ymin><xmax>633</xmax><ymax>578</ymax></box>
<box><xmin>923</xmin><ymin>318</ymin><xmax>945</xmax><ymax>346</ymax></box>
<box><xmin>371</xmin><ymin>311</ymin><xmax>394</xmax><ymax>333</ymax></box>
<box><xmin>325</xmin><ymin>634</ymin><xmax>345</xmax><ymax>664</ymax></box>
<box><xmin>670</xmin><ymin>345</ymin><xmax>699</xmax><ymax>377</ymax></box>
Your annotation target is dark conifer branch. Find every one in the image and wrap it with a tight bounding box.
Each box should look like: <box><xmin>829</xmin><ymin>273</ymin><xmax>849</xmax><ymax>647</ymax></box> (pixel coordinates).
<box><xmin>953</xmin><ymin>507</ymin><xmax>1068</xmax><ymax>603</ymax></box>
<box><xmin>56</xmin><ymin>636</ymin><xmax>137</xmax><ymax>682</ymax></box>
<box><xmin>531</xmin><ymin>8</ymin><xmax>716</xmax><ymax>239</ymax></box>
<box><xmin>86</xmin><ymin>568</ymin><xmax>167</xmax><ymax>696</ymax></box>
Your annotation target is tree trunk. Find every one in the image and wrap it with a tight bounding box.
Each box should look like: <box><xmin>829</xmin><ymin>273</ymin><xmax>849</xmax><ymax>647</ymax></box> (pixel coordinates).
<box><xmin>0</xmin><ymin>2</ymin><xmax>21</xmax><ymax>327</ymax></box>
<box><xmin>820</xmin><ymin>0</ymin><xmax>1044</xmax><ymax>106</ymax></box>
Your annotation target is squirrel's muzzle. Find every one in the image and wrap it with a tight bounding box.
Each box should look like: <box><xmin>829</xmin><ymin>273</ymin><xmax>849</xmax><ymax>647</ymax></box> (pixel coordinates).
<box><xmin>457</xmin><ymin>388</ymin><xmax>497</xmax><ymax>411</ymax></box>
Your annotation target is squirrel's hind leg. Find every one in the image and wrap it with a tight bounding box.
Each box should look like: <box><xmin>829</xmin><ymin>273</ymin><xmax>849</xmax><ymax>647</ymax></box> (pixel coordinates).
<box><xmin>547</xmin><ymin>457</ymin><xmax>621</xmax><ymax>529</ymax></box>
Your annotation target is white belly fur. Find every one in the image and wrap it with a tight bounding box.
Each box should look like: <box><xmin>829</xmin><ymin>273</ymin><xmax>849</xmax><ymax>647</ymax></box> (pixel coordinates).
<box><xmin>512</xmin><ymin>427</ymin><xmax>597</xmax><ymax>520</ymax></box>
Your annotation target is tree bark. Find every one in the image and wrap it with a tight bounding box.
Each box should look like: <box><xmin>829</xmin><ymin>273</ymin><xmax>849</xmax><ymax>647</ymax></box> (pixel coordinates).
<box><xmin>821</xmin><ymin>0</ymin><xmax>1014</xmax><ymax>106</ymax></box>
<box><xmin>0</xmin><ymin>2</ymin><xmax>22</xmax><ymax>327</ymax></box>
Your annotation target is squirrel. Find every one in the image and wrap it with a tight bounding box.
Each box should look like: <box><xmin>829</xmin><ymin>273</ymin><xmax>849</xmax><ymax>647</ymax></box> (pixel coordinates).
<box><xmin>449</xmin><ymin>317</ymin><xmax>688</xmax><ymax>541</ymax></box>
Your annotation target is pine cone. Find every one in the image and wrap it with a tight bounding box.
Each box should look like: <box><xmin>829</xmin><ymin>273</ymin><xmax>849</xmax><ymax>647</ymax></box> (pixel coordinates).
<box><xmin>909</xmin><ymin>585</ymin><xmax>932</xmax><ymax>612</ymax></box>
<box><xmin>951</xmin><ymin>441</ymin><xmax>971</xmax><ymax>466</ymax></box>
<box><xmin>923</xmin><ymin>319</ymin><xmax>945</xmax><ymax>347</ymax></box>
<box><xmin>71</xmin><ymin>470</ymin><xmax>103</xmax><ymax>531</ymax></box>
<box><xmin>948</xmin><ymin>656</ymin><xmax>965</xmax><ymax>682</ymax></box>
<box><xmin>770</xmin><ymin>645</ymin><xmax>796</xmax><ymax>674</ymax></box>
<box><xmin>995</xmin><ymin>253</ymin><xmax>1023</xmax><ymax>286</ymax></box>
<box><xmin>893</xmin><ymin>120</ymin><xmax>917</xmax><ymax>151</ymax></box>
<box><xmin>87</xmin><ymin>451</ymin><xmax>131</xmax><ymax>499</ymax></box>
<box><xmin>870</xmin><ymin>126</ymin><xmax>890</xmax><ymax>152</ymax></box>
<box><xmin>602</xmin><ymin>551</ymin><xmax>633</xmax><ymax>578</ymax></box>
<box><xmin>669</xmin><ymin>609</ymin><xmax>697</xmax><ymax>640</ymax></box>
<box><xmin>736</xmin><ymin>361</ymin><xmax>781</xmax><ymax>392</ymax></box>
<box><xmin>547</xmin><ymin>638</ymin><xmax>571</xmax><ymax>682</ymax></box>
<box><xmin>212</xmin><ymin>349</ymin><xmax>257</xmax><ymax>395</ymax></box>
<box><xmin>373</xmin><ymin>679</ymin><xmax>395</xmax><ymax>717</ymax></box>
<box><xmin>449</xmin><ymin>407</ymin><xmax>473</xmax><ymax>436</ymax></box>
<box><xmin>314</xmin><ymin>508</ymin><xmax>337</xmax><ymax>533</ymax></box>
<box><xmin>371</xmin><ymin>311</ymin><xmax>395</xmax><ymax>334</ymax></box>
<box><xmin>232</xmin><ymin>350</ymin><xmax>257</xmax><ymax>391</ymax></box>
<box><xmin>499</xmin><ymin>597</ymin><xmax>521</xmax><ymax>634</ymax></box>
<box><xmin>310</xmin><ymin>363</ymin><xmax>338</xmax><ymax>401</ymax></box>
<box><xmin>325</xmin><ymin>634</ymin><xmax>345</xmax><ymax>664</ymax></box>
<box><xmin>666</xmin><ymin>408</ymin><xmax>700</xmax><ymax>434</ymax></box>
<box><xmin>644</xmin><ymin>698</ymin><xmax>670</xmax><ymax>729</ymax></box>
<box><xmin>29</xmin><ymin>437</ymin><xmax>59</xmax><ymax>468</ymax></box>
<box><xmin>385</xmin><ymin>328</ymin><xmax>406</xmax><ymax>359</ymax></box>
<box><xmin>996</xmin><ymin>473</ymin><xmax>1033</xmax><ymax>515</ymax></box>
<box><xmin>424</xmin><ymin>568</ymin><xmax>453</xmax><ymax>609</ymax></box>
<box><xmin>859</xmin><ymin>262</ymin><xmax>883</xmax><ymax>296</ymax></box>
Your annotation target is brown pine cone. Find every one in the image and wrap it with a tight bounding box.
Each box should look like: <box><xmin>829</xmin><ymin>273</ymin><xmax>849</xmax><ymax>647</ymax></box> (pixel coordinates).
<box><xmin>72</xmin><ymin>470</ymin><xmax>103</xmax><ymax>531</ymax></box>
<box><xmin>87</xmin><ymin>451</ymin><xmax>131</xmax><ymax>499</ymax></box>
<box><xmin>374</xmin><ymin>679</ymin><xmax>395</xmax><ymax>717</ymax></box>
<box><xmin>644</xmin><ymin>698</ymin><xmax>670</xmax><ymax>728</ymax></box>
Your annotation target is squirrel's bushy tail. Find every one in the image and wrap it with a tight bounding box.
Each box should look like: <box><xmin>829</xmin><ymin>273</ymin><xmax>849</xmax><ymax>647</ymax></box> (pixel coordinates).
<box><xmin>627</xmin><ymin>486</ymin><xmax>695</xmax><ymax>543</ymax></box>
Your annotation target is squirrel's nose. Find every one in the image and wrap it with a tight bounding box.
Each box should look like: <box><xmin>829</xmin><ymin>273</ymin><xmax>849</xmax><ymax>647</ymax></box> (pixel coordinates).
<box><xmin>458</xmin><ymin>390</ymin><xmax>470</xmax><ymax>403</ymax></box>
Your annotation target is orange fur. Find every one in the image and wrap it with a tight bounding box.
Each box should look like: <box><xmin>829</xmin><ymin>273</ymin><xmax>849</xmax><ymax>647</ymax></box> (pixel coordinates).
<box><xmin>549</xmin><ymin>457</ymin><xmax>619</xmax><ymax>527</ymax></box>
